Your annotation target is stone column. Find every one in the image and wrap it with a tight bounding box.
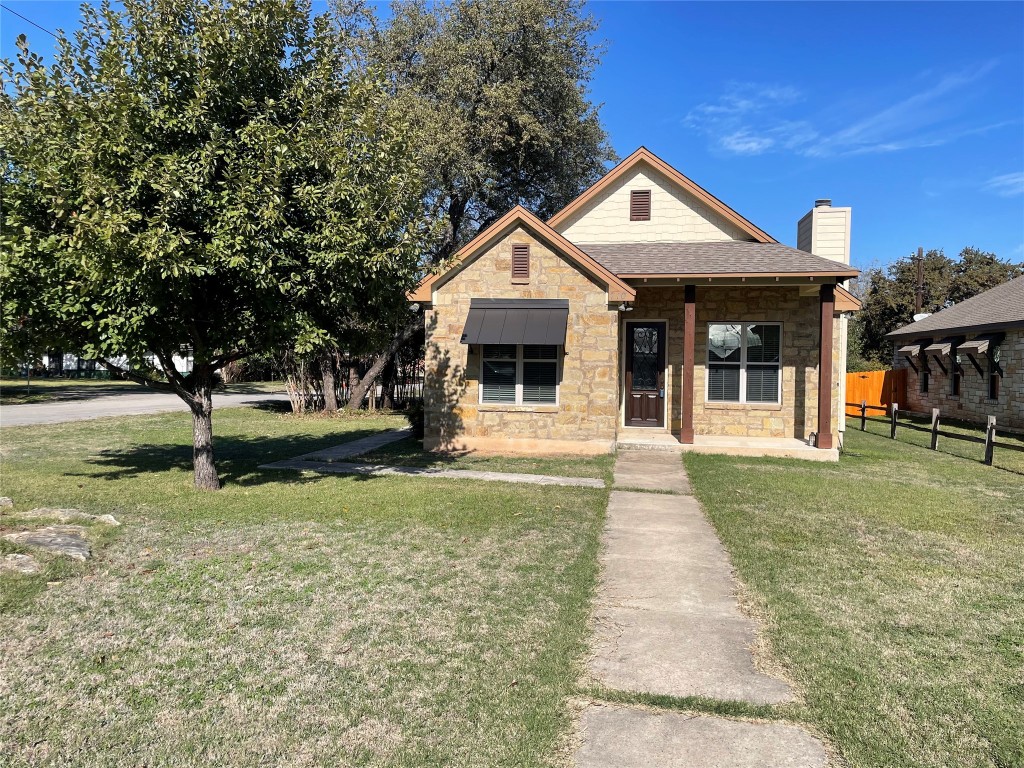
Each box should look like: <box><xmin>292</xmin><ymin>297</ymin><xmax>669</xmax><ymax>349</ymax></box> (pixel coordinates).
<box><xmin>681</xmin><ymin>285</ymin><xmax>696</xmax><ymax>444</ymax></box>
<box><xmin>817</xmin><ymin>283</ymin><xmax>835</xmax><ymax>449</ymax></box>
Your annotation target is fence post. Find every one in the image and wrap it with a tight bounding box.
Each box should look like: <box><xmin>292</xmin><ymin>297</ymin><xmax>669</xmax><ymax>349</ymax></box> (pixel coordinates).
<box><xmin>890</xmin><ymin>403</ymin><xmax>899</xmax><ymax>439</ymax></box>
<box><xmin>861</xmin><ymin>400</ymin><xmax>867</xmax><ymax>431</ymax></box>
<box><xmin>930</xmin><ymin>408</ymin><xmax>940</xmax><ymax>450</ymax></box>
<box><xmin>984</xmin><ymin>415</ymin><xmax>996</xmax><ymax>465</ymax></box>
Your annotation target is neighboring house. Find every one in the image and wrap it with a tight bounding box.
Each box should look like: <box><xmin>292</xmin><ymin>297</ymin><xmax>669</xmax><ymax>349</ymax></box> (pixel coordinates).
<box><xmin>413</xmin><ymin>148</ymin><xmax>860</xmax><ymax>458</ymax></box>
<box><xmin>886</xmin><ymin>277</ymin><xmax>1023</xmax><ymax>429</ymax></box>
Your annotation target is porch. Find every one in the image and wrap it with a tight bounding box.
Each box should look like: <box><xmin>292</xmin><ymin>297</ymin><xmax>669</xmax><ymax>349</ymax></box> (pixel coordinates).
<box><xmin>616</xmin><ymin>427</ymin><xmax>840</xmax><ymax>461</ymax></box>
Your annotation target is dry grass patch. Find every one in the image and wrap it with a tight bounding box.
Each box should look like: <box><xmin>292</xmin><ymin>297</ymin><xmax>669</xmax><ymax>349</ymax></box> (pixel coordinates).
<box><xmin>0</xmin><ymin>408</ymin><xmax>606</xmax><ymax>767</ymax></box>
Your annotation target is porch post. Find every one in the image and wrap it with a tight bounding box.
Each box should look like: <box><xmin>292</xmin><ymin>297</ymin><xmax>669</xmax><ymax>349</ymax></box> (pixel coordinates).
<box><xmin>817</xmin><ymin>283</ymin><xmax>835</xmax><ymax>449</ymax></box>
<box><xmin>681</xmin><ymin>284</ymin><xmax>696</xmax><ymax>444</ymax></box>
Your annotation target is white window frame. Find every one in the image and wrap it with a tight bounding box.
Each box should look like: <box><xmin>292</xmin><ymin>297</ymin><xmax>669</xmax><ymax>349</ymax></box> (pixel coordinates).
<box><xmin>705</xmin><ymin>322</ymin><xmax>782</xmax><ymax>405</ymax></box>
<box><xmin>479</xmin><ymin>344</ymin><xmax>561</xmax><ymax>406</ymax></box>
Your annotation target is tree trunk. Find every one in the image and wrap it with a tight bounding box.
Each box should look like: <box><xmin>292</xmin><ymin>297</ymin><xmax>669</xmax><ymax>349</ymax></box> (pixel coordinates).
<box><xmin>346</xmin><ymin>320</ymin><xmax>421</xmax><ymax>411</ymax></box>
<box><xmin>381</xmin><ymin>356</ymin><xmax>397</xmax><ymax>410</ymax></box>
<box><xmin>188</xmin><ymin>377</ymin><xmax>220</xmax><ymax>491</ymax></box>
<box><xmin>321</xmin><ymin>350</ymin><xmax>338</xmax><ymax>413</ymax></box>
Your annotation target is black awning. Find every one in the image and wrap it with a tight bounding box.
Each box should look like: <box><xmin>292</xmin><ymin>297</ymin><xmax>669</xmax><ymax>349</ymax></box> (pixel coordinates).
<box><xmin>460</xmin><ymin>299</ymin><xmax>569</xmax><ymax>346</ymax></box>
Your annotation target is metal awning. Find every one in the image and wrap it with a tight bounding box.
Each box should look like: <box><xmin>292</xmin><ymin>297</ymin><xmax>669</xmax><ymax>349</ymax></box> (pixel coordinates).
<box><xmin>957</xmin><ymin>333</ymin><xmax>1003</xmax><ymax>356</ymax></box>
<box><xmin>460</xmin><ymin>299</ymin><xmax>569</xmax><ymax>346</ymax></box>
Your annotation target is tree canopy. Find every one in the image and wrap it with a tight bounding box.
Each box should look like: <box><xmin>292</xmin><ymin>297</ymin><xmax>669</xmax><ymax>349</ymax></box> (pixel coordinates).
<box><xmin>852</xmin><ymin>246</ymin><xmax>1023</xmax><ymax>368</ymax></box>
<box><xmin>1</xmin><ymin>0</ymin><xmax>432</xmax><ymax>488</ymax></box>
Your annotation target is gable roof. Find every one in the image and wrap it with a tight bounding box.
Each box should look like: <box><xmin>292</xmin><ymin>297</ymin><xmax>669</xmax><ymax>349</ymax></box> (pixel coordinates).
<box><xmin>578</xmin><ymin>241</ymin><xmax>859</xmax><ymax>279</ymax></box>
<box><xmin>410</xmin><ymin>205</ymin><xmax>636</xmax><ymax>304</ymax></box>
<box><xmin>547</xmin><ymin>147</ymin><xmax>777</xmax><ymax>244</ymax></box>
<box><xmin>886</xmin><ymin>277</ymin><xmax>1024</xmax><ymax>339</ymax></box>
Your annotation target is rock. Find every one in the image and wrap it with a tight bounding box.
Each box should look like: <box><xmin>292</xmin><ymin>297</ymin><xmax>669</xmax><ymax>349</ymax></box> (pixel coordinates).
<box><xmin>21</xmin><ymin>508</ymin><xmax>120</xmax><ymax>526</ymax></box>
<box><xmin>0</xmin><ymin>497</ymin><xmax>13</xmax><ymax>508</ymax></box>
<box><xmin>0</xmin><ymin>553</ymin><xmax>41</xmax><ymax>575</ymax></box>
<box><xmin>3</xmin><ymin>526</ymin><xmax>91</xmax><ymax>561</ymax></box>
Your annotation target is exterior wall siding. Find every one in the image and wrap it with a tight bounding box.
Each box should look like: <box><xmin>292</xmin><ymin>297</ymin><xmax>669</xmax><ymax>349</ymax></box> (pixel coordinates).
<box><xmin>555</xmin><ymin>165</ymin><xmax>748</xmax><ymax>244</ymax></box>
<box><xmin>895</xmin><ymin>328</ymin><xmax>1023</xmax><ymax>429</ymax></box>
<box><xmin>423</xmin><ymin>226</ymin><xmax>620</xmax><ymax>453</ymax></box>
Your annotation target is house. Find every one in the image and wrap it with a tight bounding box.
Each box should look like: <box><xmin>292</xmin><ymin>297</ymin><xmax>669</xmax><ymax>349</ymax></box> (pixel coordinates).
<box><xmin>412</xmin><ymin>148</ymin><xmax>860</xmax><ymax>459</ymax></box>
<box><xmin>886</xmin><ymin>277</ymin><xmax>1023</xmax><ymax>429</ymax></box>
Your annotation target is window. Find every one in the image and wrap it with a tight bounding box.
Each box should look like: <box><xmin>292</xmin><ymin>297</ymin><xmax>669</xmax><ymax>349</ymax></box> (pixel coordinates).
<box><xmin>706</xmin><ymin>323</ymin><xmax>781</xmax><ymax>404</ymax></box>
<box><xmin>989</xmin><ymin>373</ymin><xmax>1000</xmax><ymax>400</ymax></box>
<box><xmin>919</xmin><ymin>369</ymin><xmax>929</xmax><ymax>393</ymax></box>
<box><xmin>950</xmin><ymin>357</ymin><xmax>962</xmax><ymax>396</ymax></box>
<box><xmin>481</xmin><ymin>344</ymin><xmax>559</xmax><ymax>405</ymax></box>
<box><xmin>511</xmin><ymin>244</ymin><xmax>530</xmax><ymax>281</ymax></box>
<box><xmin>630</xmin><ymin>189</ymin><xmax>651</xmax><ymax>221</ymax></box>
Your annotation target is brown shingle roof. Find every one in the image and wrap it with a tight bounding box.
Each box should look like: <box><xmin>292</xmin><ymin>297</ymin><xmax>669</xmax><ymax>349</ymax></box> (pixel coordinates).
<box><xmin>577</xmin><ymin>241</ymin><xmax>858</xmax><ymax>277</ymax></box>
<box><xmin>886</xmin><ymin>277</ymin><xmax>1024</xmax><ymax>339</ymax></box>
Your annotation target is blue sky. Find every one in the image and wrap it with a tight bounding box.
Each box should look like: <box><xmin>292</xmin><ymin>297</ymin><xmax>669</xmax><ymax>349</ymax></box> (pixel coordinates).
<box><xmin>3</xmin><ymin>1</ymin><xmax>1022</xmax><ymax>271</ymax></box>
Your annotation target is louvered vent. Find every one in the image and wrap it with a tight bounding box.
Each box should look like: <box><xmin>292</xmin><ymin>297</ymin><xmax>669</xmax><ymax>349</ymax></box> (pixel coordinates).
<box><xmin>630</xmin><ymin>189</ymin><xmax>651</xmax><ymax>221</ymax></box>
<box><xmin>511</xmin><ymin>244</ymin><xmax>530</xmax><ymax>279</ymax></box>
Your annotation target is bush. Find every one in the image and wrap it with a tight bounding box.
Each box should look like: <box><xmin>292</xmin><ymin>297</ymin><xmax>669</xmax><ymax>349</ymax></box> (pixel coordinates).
<box><xmin>405</xmin><ymin>401</ymin><xmax>424</xmax><ymax>439</ymax></box>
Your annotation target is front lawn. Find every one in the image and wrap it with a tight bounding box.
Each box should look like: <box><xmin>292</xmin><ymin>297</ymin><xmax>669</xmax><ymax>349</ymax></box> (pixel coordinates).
<box><xmin>0</xmin><ymin>408</ymin><xmax>607</xmax><ymax>767</ymax></box>
<box><xmin>685</xmin><ymin>429</ymin><xmax>1024</xmax><ymax>768</ymax></box>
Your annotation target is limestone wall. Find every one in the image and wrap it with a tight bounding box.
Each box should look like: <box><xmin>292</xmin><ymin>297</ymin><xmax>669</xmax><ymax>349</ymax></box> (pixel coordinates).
<box><xmin>897</xmin><ymin>328</ymin><xmax>1023</xmax><ymax>429</ymax></box>
<box><xmin>424</xmin><ymin>226</ymin><xmax>620</xmax><ymax>453</ymax></box>
<box><xmin>690</xmin><ymin>286</ymin><xmax>839</xmax><ymax>442</ymax></box>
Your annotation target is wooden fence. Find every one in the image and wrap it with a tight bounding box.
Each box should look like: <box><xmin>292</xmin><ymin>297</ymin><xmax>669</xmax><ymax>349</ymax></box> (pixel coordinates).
<box><xmin>844</xmin><ymin>369</ymin><xmax>907</xmax><ymax>418</ymax></box>
<box><xmin>847</xmin><ymin>400</ymin><xmax>1024</xmax><ymax>467</ymax></box>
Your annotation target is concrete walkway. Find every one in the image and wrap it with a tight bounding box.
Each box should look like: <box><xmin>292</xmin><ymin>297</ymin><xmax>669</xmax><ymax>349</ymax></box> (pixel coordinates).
<box><xmin>260</xmin><ymin>429</ymin><xmax>604</xmax><ymax>488</ymax></box>
<box><xmin>0</xmin><ymin>391</ymin><xmax>289</xmax><ymax>426</ymax></box>
<box><xmin>576</xmin><ymin>449</ymin><xmax>825</xmax><ymax>767</ymax></box>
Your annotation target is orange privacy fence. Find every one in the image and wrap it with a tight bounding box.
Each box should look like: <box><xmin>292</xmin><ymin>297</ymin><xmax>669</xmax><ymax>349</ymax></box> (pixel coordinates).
<box><xmin>845</xmin><ymin>369</ymin><xmax>907</xmax><ymax>417</ymax></box>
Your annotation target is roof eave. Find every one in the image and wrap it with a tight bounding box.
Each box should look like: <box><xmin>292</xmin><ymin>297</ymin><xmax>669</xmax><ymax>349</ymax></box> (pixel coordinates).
<box><xmin>886</xmin><ymin>318</ymin><xmax>1024</xmax><ymax>339</ymax></box>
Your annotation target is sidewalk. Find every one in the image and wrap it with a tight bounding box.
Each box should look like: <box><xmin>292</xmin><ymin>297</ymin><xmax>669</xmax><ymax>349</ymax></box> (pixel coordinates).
<box><xmin>575</xmin><ymin>449</ymin><xmax>826</xmax><ymax>767</ymax></box>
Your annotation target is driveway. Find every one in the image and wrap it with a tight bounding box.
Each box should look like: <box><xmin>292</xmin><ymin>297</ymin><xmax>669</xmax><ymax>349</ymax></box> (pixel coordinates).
<box><xmin>0</xmin><ymin>391</ymin><xmax>289</xmax><ymax>426</ymax></box>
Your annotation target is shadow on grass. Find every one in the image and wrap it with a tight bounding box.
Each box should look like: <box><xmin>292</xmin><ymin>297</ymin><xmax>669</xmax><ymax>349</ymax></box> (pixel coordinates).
<box><xmin>76</xmin><ymin>427</ymin><xmax>389</xmax><ymax>487</ymax></box>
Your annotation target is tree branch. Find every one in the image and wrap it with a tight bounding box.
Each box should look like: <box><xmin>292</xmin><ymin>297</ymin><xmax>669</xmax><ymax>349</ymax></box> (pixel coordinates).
<box><xmin>97</xmin><ymin>358</ymin><xmax>174</xmax><ymax>392</ymax></box>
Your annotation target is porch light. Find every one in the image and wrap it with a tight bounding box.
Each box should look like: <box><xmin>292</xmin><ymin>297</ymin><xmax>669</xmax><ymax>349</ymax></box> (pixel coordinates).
<box><xmin>618</xmin><ymin>302</ymin><xmax>634</xmax><ymax>312</ymax></box>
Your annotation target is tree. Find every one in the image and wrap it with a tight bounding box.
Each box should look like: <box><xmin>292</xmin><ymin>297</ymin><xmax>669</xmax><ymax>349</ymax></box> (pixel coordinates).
<box><xmin>337</xmin><ymin>0</ymin><xmax>614</xmax><ymax>408</ymax></box>
<box><xmin>853</xmin><ymin>247</ymin><xmax>1023</xmax><ymax>365</ymax></box>
<box><xmin>1</xmin><ymin>0</ymin><xmax>431</xmax><ymax>489</ymax></box>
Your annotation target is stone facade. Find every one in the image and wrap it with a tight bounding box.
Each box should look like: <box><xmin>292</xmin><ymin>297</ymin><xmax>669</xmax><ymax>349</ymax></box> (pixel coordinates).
<box><xmin>626</xmin><ymin>286</ymin><xmax>840</xmax><ymax>443</ymax></box>
<box><xmin>555</xmin><ymin>165</ymin><xmax>748</xmax><ymax>244</ymax></box>
<box><xmin>423</xmin><ymin>226</ymin><xmax>620</xmax><ymax>453</ymax></box>
<box><xmin>896</xmin><ymin>328</ymin><xmax>1023</xmax><ymax>429</ymax></box>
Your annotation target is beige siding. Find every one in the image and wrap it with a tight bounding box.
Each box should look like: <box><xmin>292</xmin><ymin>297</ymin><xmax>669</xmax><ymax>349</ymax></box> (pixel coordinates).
<box><xmin>797</xmin><ymin>206</ymin><xmax>851</xmax><ymax>265</ymax></box>
<box><xmin>554</xmin><ymin>164</ymin><xmax>749</xmax><ymax>244</ymax></box>
<box><xmin>424</xmin><ymin>226</ymin><xmax>620</xmax><ymax>453</ymax></box>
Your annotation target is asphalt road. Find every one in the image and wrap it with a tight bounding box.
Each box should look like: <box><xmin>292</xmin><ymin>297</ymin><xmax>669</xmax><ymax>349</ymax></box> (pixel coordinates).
<box><xmin>0</xmin><ymin>391</ymin><xmax>290</xmax><ymax>427</ymax></box>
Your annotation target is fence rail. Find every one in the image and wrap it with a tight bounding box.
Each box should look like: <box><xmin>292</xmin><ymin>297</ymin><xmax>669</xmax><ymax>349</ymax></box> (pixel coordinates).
<box><xmin>846</xmin><ymin>399</ymin><xmax>1024</xmax><ymax>467</ymax></box>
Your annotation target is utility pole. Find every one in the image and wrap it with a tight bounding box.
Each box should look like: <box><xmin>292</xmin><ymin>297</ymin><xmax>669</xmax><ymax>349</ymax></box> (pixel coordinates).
<box><xmin>914</xmin><ymin>246</ymin><xmax>924</xmax><ymax>314</ymax></box>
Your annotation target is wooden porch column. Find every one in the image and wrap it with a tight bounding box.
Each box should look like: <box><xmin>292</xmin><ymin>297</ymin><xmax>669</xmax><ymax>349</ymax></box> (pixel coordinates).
<box><xmin>681</xmin><ymin>284</ymin><xmax>696</xmax><ymax>444</ymax></box>
<box><xmin>817</xmin><ymin>283</ymin><xmax>836</xmax><ymax>449</ymax></box>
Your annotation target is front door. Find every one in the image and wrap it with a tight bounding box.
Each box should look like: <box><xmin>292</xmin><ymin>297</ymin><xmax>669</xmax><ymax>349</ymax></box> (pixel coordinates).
<box><xmin>625</xmin><ymin>322</ymin><xmax>666</xmax><ymax>427</ymax></box>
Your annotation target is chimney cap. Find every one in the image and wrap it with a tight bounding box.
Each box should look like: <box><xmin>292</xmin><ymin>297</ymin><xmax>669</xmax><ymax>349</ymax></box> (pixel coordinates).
<box><xmin>814</xmin><ymin>198</ymin><xmax>832</xmax><ymax>208</ymax></box>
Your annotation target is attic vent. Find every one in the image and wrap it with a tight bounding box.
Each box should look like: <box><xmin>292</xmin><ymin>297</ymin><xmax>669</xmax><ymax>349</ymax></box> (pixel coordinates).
<box><xmin>630</xmin><ymin>189</ymin><xmax>651</xmax><ymax>221</ymax></box>
<box><xmin>511</xmin><ymin>244</ymin><xmax>530</xmax><ymax>280</ymax></box>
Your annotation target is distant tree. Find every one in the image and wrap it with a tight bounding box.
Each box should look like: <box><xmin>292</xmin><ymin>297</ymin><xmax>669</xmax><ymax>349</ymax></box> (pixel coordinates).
<box><xmin>338</xmin><ymin>0</ymin><xmax>615</xmax><ymax>408</ymax></box>
<box><xmin>853</xmin><ymin>247</ymin><xmax>1023</xmax><ymax>366</ymax></box>
<box><xmin>1</xmin><ymin>0</ymin><xmax>431</xmax><ymax>489</ymax></box>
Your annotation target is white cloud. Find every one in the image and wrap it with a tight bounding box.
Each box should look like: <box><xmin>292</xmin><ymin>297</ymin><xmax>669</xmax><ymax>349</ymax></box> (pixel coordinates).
<box><xmin>982</xmin><ymin>172</ymin><xmax>1024</xmax><ymax>197</ymax></box>
<box><xmin>685</xmin><ymin>63</ymin><xmax>1009</xmax><ymax>159</ymax></box>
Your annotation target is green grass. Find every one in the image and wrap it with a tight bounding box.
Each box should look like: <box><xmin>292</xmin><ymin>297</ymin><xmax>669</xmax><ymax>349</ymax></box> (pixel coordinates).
<box><xmin>684</xmin><ymin>429</ymin><xmax>1024</xmax><ymax>768</ymax></box>
<box><xmin>0</xmin><ymin>408</ymin><xmax>607</xmax><ymax>767</ymax></box>
<box><xmin>852</xmin><ymin>408</ymin><xmax>1024</xmax><ymax>474</ymax></box>
<box><xmin>0</xmin><ymin>377</ymin><xmax>285</xmax><ymax>405</ymax></box>
<box><xmin>349</xmin><ymin>436</ymin><xmax>615</xmax><ymax>481</ymax></box>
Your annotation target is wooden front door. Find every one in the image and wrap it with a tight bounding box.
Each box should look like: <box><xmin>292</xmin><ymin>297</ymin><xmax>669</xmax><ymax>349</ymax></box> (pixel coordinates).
<box><xmin>625</xmin><ymin>322</ymin><xmax>666</xmax><ymax>427</ymax></box>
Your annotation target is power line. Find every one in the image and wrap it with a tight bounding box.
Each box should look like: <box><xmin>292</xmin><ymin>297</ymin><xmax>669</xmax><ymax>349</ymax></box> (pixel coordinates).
<box><xmin>0</xmin><ymin>4</ymin><xmax>58</xmax><ymax>39</ymax></box>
